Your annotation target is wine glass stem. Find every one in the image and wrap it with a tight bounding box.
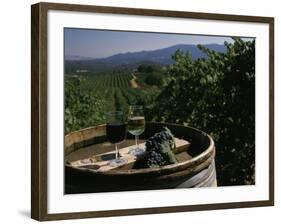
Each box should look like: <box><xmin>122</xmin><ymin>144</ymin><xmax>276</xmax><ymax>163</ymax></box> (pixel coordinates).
<box><xmin>115</xmin><ymin>144</ymin><xmax>119</xmax><ymax>160</ymax></box>
<box><xmin>135</xmin><ymin>135</ymin><xmax>139</xmax><ymax>149</ymax></box>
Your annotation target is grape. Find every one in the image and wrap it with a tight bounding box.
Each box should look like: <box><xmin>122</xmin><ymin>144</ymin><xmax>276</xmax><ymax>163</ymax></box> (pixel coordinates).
<box><xmin>144</xmin><ymin>127</ymin><xmax>177</xmax><ymax>168</ymax></box>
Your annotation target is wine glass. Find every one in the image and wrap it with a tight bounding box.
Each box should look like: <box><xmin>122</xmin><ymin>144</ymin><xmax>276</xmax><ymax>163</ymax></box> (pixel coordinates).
<box><xmin>106</xmin><ymin>111</ymin><xmax>127</xmax><ymax>167</ymax></box>
<box><xmin>128</xmin><ymin>105</ymin><xmax>146</xmax><ymax>156</ymax></box>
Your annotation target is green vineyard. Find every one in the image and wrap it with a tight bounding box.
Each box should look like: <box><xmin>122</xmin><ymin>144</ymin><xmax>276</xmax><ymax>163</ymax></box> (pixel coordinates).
<box><xmin>83</xmin><ymin>72</ymin><xmax>133</xmax><ymax>90</ymax></box>
<box><xmin>65</xmin><ymin>71</ymin><xmax>159</xmax><ymax>134</ymax></box>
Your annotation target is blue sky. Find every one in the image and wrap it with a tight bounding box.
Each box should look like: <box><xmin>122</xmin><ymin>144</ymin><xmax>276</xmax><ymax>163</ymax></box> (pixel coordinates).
<box><xmin>64</xmin><ymin>28</ymin><xmax>250</xmax><ymax>59</ymax></box>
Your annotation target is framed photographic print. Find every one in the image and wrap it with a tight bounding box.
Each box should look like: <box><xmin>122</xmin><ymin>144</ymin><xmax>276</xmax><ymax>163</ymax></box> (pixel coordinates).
<box><xmin>31</xmin><ymin>2</ymin><xmax>274</xmax><ymax>221</ymax></box>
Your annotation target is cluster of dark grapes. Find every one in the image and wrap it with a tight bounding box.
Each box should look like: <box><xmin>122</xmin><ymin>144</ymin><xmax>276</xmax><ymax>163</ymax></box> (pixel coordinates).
<box><xmin>146</xmin><ymin>150</ymin><xmax>167</xmax><ymax>167</ymax></box>
<box><xmin>145</xmin><ymin>128</ymin><xmax>175</xmax><ymax>168</ymax></box>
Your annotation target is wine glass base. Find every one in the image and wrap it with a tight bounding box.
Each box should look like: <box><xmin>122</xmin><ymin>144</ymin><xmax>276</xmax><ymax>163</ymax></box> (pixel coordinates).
<box><xmin>129</xmin><ymin>147</ymin><xmax>146</xmax><ymax>157</ymax></box>
<box><xmin>109</xmin><ymin>158</ymin><xmax>127</xmax><ymax>167</ymax></box>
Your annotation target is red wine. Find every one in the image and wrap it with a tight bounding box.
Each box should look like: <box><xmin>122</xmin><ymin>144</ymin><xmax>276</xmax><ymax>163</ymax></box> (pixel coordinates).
<box><xmin>106</xmin><ymin>123</ymin><xmax>127</xmax><ymax>144</ymax></box>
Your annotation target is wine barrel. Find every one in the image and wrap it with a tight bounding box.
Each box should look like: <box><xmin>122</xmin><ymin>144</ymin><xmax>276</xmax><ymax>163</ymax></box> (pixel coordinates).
<box><xmin>65</xmin><ymin>122</ymin><xmax>216</xmax><ymax>194</ymax></box>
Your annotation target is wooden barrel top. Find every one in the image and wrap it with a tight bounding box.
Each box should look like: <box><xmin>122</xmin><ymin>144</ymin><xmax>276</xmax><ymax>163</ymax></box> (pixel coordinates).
<box><xmin>65</xmin><ymin>122</ymin><xmax>215</xmax><ymax>193</ymax></box>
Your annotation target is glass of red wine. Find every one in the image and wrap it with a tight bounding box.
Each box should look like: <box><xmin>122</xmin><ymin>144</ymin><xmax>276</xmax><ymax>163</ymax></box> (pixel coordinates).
<box><xmin>106</xmin><ymin>111</ymin><xmax>127</xmax><ymax>167</ymax></box>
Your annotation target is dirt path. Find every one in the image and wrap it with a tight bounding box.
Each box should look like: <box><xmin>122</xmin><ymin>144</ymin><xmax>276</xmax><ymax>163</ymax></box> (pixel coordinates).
<box><xmin>130</xmin><ymin>73</ymin><xmax>140</xmax><ymax>88</ymax></box>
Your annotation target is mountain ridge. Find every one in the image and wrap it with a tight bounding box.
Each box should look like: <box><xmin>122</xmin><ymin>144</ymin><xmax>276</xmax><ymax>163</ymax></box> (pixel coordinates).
<box><xmin>65</xmin><ymin>44</ymin><xmax>226</xmax><ymax>73</ymax></box>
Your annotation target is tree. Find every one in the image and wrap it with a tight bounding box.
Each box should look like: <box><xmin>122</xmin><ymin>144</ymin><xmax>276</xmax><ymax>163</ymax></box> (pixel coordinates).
<box><xmin>144</xmin><ymin>72</ymin><xmax>163</xmax><ymax>86</ymax></box>
<box><xmin>137</xmin><ymin>64</ymin><xmax>161</xmax><ymax>73</ymax></box>
<box><xmin>64</xmin><ymin>76</ymin><xmax>107</xmax><ymax>133</ymax></box>
<box><xmin>150</xmin><ymin>38</ymin><xmax>255</xmax><ymax>185</ymax></box>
